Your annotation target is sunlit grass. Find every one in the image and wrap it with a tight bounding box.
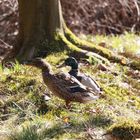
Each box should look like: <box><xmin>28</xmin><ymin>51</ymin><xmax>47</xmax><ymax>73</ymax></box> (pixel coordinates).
<box><xmin>0</xmin><ymin>37</ymin><xmax>140</xmax><ymax>139</ymax></box>
<box><xmin>80</xmin><ymin>32</ymin><xmax>140</xmax><ymax>58</ymax></box>
<box><xmin>108</xmin><ymin>118</ymin><xmax>140</xmax><ymax>140</ymax></box>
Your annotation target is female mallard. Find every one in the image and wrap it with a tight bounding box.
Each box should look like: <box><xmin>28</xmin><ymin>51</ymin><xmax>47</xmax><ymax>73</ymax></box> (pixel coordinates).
<box><xmin>58</xmin><ymin>57</ymin><xmax>102</xmax><ymax>94</ymax></box>
<box><xmin>26</xmin><ymin>58</ymin><xmax>99</xmax><ymax>108</ymax></box>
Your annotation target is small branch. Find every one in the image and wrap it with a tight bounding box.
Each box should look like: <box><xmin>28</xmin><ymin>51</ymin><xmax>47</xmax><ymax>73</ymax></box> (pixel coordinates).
<box><xmin>0</xmin><ymin>113</ymin><xmax>15</xmax><ymax>118</ymax></box>
<box><xmin>131</xmin><ymin>0</ymin><xmax>140</xmax><ymax>31</ymax></box>
<box><xmin>12</xmin><ymin>101</ymin><xmax>24</xmax><ymax>112</ymax></box>
<box><xmin>0</xmin><ymin>39</ymin><xmax>13</xmax><ymax>49</ymax></box>
<box><xmin>0</xmin><ymin>12</ymin><xmax>14</xmax><ymax>22</ymax></box>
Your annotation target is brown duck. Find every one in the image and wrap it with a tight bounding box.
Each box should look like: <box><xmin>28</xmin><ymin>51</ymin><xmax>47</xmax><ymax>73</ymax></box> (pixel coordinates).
<box><xmin>26</xmin><ymin>58</ymin><xmax>99</xmax><ymax>108</ymax></box>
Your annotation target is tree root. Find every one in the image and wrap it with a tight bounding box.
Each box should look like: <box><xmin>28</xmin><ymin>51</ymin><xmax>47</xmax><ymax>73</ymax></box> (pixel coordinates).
<box><xmin>64</xmin><ymin>25</ymin><xmax>123</xmax><ymax>61</ymax></box>
<box><xmin>57</xmin><ymin>32</ymin><xmax>110</xmax><ymax>64</ymax></box>
<box><xmin>63</xmin><ymin>25</ymin><xmax>140</xmax><ymax>70</ymax></box>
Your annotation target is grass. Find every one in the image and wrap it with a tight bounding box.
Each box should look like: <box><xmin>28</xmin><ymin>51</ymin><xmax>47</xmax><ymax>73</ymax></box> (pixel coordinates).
<box><xmin>80</xmin><ymin>32</ymin><xmax>140</xmax><ymax>59</ymax></box>
<box><xmin>108</xmin><ymin>118</ymin><xmax>140</xmax><ymax>140</ymax></box>
<box><xmin>0</xmin><ymin>34</ymin><xmax>140</xmax><ymax>140</ymax></box>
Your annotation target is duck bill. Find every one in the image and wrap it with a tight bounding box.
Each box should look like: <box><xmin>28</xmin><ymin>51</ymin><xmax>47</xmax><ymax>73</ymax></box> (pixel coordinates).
<box><xmin>57</xmin><ymin>62</ymin><xmax>66</xmax><ymax>68</ymax></box>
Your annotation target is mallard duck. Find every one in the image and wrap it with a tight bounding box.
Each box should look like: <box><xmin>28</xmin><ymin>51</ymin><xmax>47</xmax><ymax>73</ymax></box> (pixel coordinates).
<box><xmin>26</xmin><ymin>58</ymin><xmax>99</xmax><ymax>108</ymax></box>
<box><xmin>58</xmin><ymin>57</ymin><xmax>102</xmax><ymax>94</ymax></box>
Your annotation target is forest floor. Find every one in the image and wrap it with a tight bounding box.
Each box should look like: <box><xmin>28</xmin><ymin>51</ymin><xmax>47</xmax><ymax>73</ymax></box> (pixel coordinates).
<box><xmin>0</xmin><ymin>33</ymin><xmax>140</xmax><ymax>140</ymax></box>
<box><xmin>0</xmin><ymin>0</ymin><xmax>140</xmax><ymax>140</ymax></box>
<box><xmin>0</xmin><ymin>1</ymin><xmax>140</xmax><ymax>139</ymax></box>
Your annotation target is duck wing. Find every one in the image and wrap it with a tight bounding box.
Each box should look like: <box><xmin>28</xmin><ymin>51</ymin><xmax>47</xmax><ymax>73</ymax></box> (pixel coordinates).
<box><xmin>80</xmin><ymin>73</ymin><xmax>102</xmax><ymax>93</ymax></box>
<box><xmin>52</xmin><ymin>72</ymin><xmax>99</xmax><ymax>102</ymax></box>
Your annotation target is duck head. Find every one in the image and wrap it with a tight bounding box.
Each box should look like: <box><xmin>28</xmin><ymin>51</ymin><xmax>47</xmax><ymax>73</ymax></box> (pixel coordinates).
<box><xmin>25</xmin><ymin>58</ymin><xmax>51</xmax><ymax>72</ymax></box>
<box><xmin>58</xmin><ymin>57</ymin><xmax>78</xmax><ymax>69</ymax></box>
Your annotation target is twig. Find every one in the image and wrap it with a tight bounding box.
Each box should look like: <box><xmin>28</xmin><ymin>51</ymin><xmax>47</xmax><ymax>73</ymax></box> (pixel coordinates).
<box><xmin>0</xmin><ymin>12</ymin><xmax>14</xmax><ymax>22</ymax></box>
<box><xmin>12</xmin><ymin>101</ymin><xmax>24</xmax><ymax>112</ymax></box>
<box><xmin>0</xmin><ymin>113</ymin><xmax>15</xmax><ymax>118</ymax></box>
<box><xmin>131</xmin><ymin>0</ymin><xmax>140</xmax><ymax>31</ymax></box>
<box><xmin>0</xmin><ymin>39</ymin><xmax>13</xmax><ymax>49</ymax></box>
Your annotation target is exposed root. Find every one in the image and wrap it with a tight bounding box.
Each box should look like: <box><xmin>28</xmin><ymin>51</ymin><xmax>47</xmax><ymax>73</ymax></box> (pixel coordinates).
<box><xmin>64</xmin><ymin>26</ymin><xmax>122</xmax><ymax>60</ymax></box>
<box><xmin>63</xmin><ymin>25</ymin><xmax>140</xmax><ymax>70</ymax></box>
<box><xmin>57</xmin><ymin>32</ymin><xmax>109</xmax><ymax>63</ymax></box>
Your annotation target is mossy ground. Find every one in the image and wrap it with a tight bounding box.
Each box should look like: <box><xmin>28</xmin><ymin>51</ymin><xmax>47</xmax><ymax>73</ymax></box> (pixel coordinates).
<box><xmin>0</xmin><ymin>34</ymin><xmax>140</xmax><ymax>140</ymax></box>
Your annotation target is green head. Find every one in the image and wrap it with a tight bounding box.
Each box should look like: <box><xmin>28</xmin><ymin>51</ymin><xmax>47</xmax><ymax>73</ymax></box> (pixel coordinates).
<box><xmin>65</xmin><ymin>57</ymin><xmax>78</xmax><ymax>69</ymax></box>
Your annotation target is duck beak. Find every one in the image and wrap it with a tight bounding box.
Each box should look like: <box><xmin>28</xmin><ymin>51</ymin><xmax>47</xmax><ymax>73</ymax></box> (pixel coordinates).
<box><xmin>56</xmin><ymin>62</ymin><xmax>66</xmax><ymax>68</ymax></box>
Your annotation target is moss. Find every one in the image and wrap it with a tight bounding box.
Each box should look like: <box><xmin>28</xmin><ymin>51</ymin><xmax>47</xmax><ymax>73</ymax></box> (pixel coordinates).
<box><xmin>130</xmin><ymin>60</ymin><xmax>140</xmax><ymax>71</ymax></box>
<box><xmin>108</xmin><ymin>118</ymin><xmax>140</xmax><ymax>140</ymax></box>
<box><xmin>57</xmin><ymin>32</ymin><xmax>82</xmax><ymax>52</ymax></box>
<box><xmin>64</xmin><ymin>26</ymin><xmax>115</xmax><ymax>58</ymax></box>
<box><xmin>64</xmin><ymin>26</ymin><xmax>140</xmax><ymax>70</ymax></box>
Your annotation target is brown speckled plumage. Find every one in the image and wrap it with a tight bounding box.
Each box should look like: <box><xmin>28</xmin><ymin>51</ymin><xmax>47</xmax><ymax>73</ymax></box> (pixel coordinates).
<box><xmin>26</xmin><ymin>58</ymin><xmax>99</xmax><ymax>108</ymax></box>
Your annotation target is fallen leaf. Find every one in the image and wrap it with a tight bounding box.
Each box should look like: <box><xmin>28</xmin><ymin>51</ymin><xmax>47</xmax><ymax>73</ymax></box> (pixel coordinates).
<box><xmin>98</xmin><ymin>42</ymin><xmax>107</xmax><ymax>48</ymax></box>
<box><xmin>63</xmin><ymin>117</ymin><xmax>69</xmax><ymax>123</ymax></box>
<box><xmin>121</xmin><ymin>57</ymin><xmax>127</xmax><ymax>65</ymax></box>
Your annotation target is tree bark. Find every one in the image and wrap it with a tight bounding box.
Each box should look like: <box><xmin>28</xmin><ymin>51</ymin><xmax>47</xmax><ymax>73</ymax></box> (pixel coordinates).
<box><xmin>15</xmin><ymin>0</ymin><xmax>64</xmax><ymax>60</ymax></box>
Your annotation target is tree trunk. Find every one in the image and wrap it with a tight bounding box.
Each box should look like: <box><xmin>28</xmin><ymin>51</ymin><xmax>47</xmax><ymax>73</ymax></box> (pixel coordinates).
<box><xmin>15</xmin><ymin>0</ymin><xmax>64</xmax><ymax>60</ymax></box>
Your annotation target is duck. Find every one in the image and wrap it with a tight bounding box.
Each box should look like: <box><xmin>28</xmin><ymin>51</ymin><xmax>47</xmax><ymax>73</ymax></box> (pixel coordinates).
<box><xmin>58</xmin><ymin>57</ymin><xmax>102</xmax><ymax>94</ymax></box>
<box><xmin>25</xmin><ymin>58</ymin><xmax>99</xmax><ymax>108</ymax></box>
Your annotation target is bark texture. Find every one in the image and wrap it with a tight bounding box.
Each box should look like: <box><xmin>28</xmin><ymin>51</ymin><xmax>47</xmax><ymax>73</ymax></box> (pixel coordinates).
<box><xmin>16</xmin><ymin>0</ymin><xmax>63</xmax><ymax>60</ymax></box>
